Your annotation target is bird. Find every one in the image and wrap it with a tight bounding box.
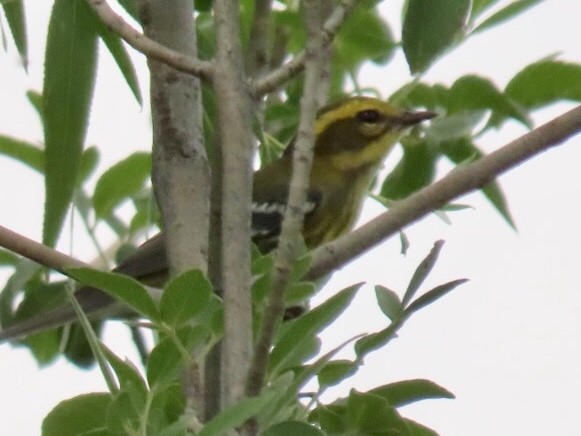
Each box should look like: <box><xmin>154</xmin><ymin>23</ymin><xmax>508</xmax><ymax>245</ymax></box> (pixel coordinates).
<box><xmin>0</xmin><ymin>96</ymin><xmax>435</xmax><ymax>344</ymax></box>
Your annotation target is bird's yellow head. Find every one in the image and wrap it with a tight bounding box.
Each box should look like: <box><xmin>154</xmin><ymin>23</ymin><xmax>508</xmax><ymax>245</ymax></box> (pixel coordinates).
<box><xmin>313</xmin><ymin>96</ymin><xmax>436</xmax><ymax>172</ymax></box>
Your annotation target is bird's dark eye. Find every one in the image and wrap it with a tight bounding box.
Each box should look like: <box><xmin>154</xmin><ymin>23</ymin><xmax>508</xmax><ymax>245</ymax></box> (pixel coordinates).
<box><xmin>356</xmin><ymin>109</ymin><xmax>382</xmax><ymax>124</ymax></box>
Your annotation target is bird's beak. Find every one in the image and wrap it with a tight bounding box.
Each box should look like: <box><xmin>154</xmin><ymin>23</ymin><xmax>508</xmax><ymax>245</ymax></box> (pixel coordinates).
<box><xmin>398</xmin><ymin>110</ymin><xmax>438</xmax><ymax>126</ymax></box>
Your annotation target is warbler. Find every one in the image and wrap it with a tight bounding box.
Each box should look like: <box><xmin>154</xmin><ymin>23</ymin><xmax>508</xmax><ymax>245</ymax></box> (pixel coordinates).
<box><xmin>0</xmin><ymin>96</ymin><xmax>435</xmax><ymax>342</ymax></box>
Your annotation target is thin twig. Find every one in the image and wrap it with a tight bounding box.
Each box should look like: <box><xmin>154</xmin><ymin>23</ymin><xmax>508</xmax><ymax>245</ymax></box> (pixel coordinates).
<box><xmin>86</xmin><ymin>0</ymin><xmax>214</xmax><ymax>80</ymax></box>
<box><xmin>0</xmin><ymin>224</ymin><xmax>88</xmax><ymax>273</ymax></box>
<box><xmin>252</xmin><ymin>0</ymin><xmax>357</xmax><ymax>96</ymax></box>
<box><xmin>246</xmin><ymin>0</ymin><xmax>330</xmax><ymax>398</ymax></box>
<box><xmin>306</xmin><ymin>105</ymin><xmax>581</xmax><ymax>280</ymax></box>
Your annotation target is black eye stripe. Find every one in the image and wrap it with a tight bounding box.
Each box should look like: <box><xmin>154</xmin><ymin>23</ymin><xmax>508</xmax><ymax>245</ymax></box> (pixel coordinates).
<box><xmin>356</xmin><ymin>109</ymin><xmax>382</xmax><ymax>124</ymax></box>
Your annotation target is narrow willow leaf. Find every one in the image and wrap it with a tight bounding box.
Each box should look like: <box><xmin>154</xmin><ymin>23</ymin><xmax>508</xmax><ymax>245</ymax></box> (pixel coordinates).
<box><xmin>405</xmin><ymin>279</ymin><xmax>468</xmax><ymax>316</ymax></box>
<box><xmin>354</xmin><ymin>321</ymin><xmax>400</xmax><ymax>358</ymax></box>
<box><xmin>26</xmin><ymin>90</ymin><xmax>43</xmax><ymax>121</ymax></box>
<box><xmin>0</xmin><ymin>135</ymin><xmax>44</xmax><ymax>172</ymax></box>
<box><xmin>93</xmin><ymin>152</ymin><xmax>151</xmax><ymax>218</ymax></box>
<box><xmin>269</xmin><ymin>284</ymin><xmax>361</xmax><ymax>375</ymax></box>
<box><xmin>402</xmin><ymin>240</ymin><xmax>445</xmax><ymax>308</ymax></box>
<box><xmin>370</xmin><ymin>379</ymin><xmax>455</xmax><ymax>407</ymax></box>
<box><xmin>43</xmin><ymin>0</ymin><xmax>98</xmax><ymax>246</ymax></box>
<box><xmin>318</xmin><ymin>359</ymin><xmax>358</xmax><ymax>388</ymax></box>
<box><xmin>78</xmin><ymin>146</ymin><xmax>100</xmax><ymax>184</ymax></box>
<box><xmin>470</xmin><ymin>0</ymin><xmax>502</xmax><ymax>21</ymax></box>
<box><xmin>86</xmin><ymin>6</ymin><xmax>142</xmax><ymax>104</ymax></box>
<box><xmin>117</xmin><ymin>0</ymin><xmax>139</xmax><ymax>20</ymax></box>
<box><xmin>2</xmin><ymin>0</ymin><xmax>27</xmax><ymax>69</ymax></box>
<box><xmin>264</xmin><ymin>334</ymin><xmax>364</xmax><ymax>428</ymax></box>
<box><xmin>473</xmin><ymin>0</ymin><xmax>544</xmax><ymax>34</ymax></box>
<box><xmin>403</xmin><ymin>0</ymin><xmax>471</xmax><ymax>73</ymax></box>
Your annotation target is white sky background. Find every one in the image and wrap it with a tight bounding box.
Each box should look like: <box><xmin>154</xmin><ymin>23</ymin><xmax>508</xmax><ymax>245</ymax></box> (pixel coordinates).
<box><xmin>1</xmin><ymin>1</ymin><xmax>580</xmax><ymax>435</ymax></box>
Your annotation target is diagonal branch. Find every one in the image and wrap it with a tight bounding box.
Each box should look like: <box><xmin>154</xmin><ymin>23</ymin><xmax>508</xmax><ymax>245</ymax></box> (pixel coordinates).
<box><xmin>306</xmin><ymin>105</ymin><xmax>581</xmax><ymax>281</ymax></box>
<box><xmin>252</xmin><ymin>0</ymin><xmax>357</xmax><ymax>96</ymax></box>
<box><xmin>86</xmin><ymin>0</ymin><xmax>214</xmax><ymax>80</ymax></box>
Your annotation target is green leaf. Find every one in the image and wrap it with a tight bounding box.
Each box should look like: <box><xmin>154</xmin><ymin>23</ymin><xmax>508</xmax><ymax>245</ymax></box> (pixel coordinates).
<box><xmin>309</xmin><ymin>405</ymin><xmax>346</xmax><ymax>434</ymax></box>
<box><xmin>345</xmin><ymin>390</ymin><xmax>408</xmax><ymax>434</ymax></box>
<box><xmin>102</xmin><ymin>344</ymin><xmax>148</xmax><ymax>394</ymax></box>
<box><xmin>67</xmin><ymin>267</ymin><xmax>160</xmax><ymax>321</ymax></box>
<box><xmin>335</xmin><ymin>5</ymin><xmax>395</xmax><ymax>71</ymax></box>
<box><xmin>289</xmin><ymin>254</ymin><xmax>312</xmax><ymax>283</ymax></box>
<box><xmin>78</xmin><ymin>145</ymin><xmax>100</xmax><ymax>183</ymax></box>
<box><xmin>374</xmin><ymin>285</ymin><xmax>402</xmax><ymax>321</ymax></box>
<box><xmin>2</xmin><ymin>0</ymin><xmax>27</xmax><ymax>69</ymax></box>
<box><xmin>448</xmin><ymin>75</ymin><xmax>531</xmax><ymax>127</ymax></box>
<box><xmin>425</xmin><ymin>111</ymin><xmax>485</xmax><ymax>143</ymax></box>
<box><xmin>402</xmin><ymin>0</ymin><xmax>471</xmax><ymax>73</ymax></box>
<box><xmin>146</xmin><ymin>335</ymin><xmax>183</xmax><ymax>388</ymax></box>
<box><xmin>441</xmin><ymin>137</ymin><xmax>516</xmax><ymax>228</ymax></box>
<box><xmin>370</xmin><ymin>379</ymin><xmax>455</xmax><ymax>407</ymax></box>
<box><xmin>117</xmin><ymin>0</ymin><xmax>139</xmax><ymax>21</ymax></box>
<box><xmin>505</xmin><ymin>59</ymin><xmax>581</xmax><ymax>109</ymax></box>
<box><xmin>380</xmin><ymin>138</ymin><xmax>437</xmax><ymax>200</ymax></box>
<box><xmin>147</xmin><ymin>325</ymin><xmax>210</xmax><ymax>388</ymax></box>
<box><xmin>106</xmin><ymin>389</ymin><xmax>141</xmax><ymax>435</ymax></box>
<box><xmin>402</xmin><ymin>240</ymin><xmax>445</xmax><ymax>308</ymax></box>
<box><xmin>405</xmin><ymin>279</ymin><xmax>468</xmax><ymax>316</ymax></box>
<box><xmin>3</xmin><ymin>278</ymin><xmax>65</xmax><ymax>365</ymax></box>
<box><xmin>93</xmin><ymin>152</ymin><xmax>151</xmax><ymax>218</ymax></box>
<box><xmin>198</xmin><ymin>394</ymin><xmax>274</xmax><ymax>436</ymax></box>
<box><xmin>0</xmin><ymin>248</ymin><xmax>19</xmax><ymax>267</ymax></box>
<box><xmin>269</xmin><ymin>283</ymin><xmax>361</xmax><ymax>375</ymax></box>
<box><xmin>24</xmin><ymin>88</ymin><xmax>43</xmax><ymax>119</ymax></box>
<box><xmin>473</xmin><ymin>0</ymin><xmax>544</xmax><ymax>34</ymax></box>
<box><xmin>263</xmin><ymin>421</ymin><xmax>325</xmax><ymax>436</ymax></box>
<box><xmin>262</xmin><ymin>335</ymin><xmax>364</xmax><ymax>429</ymax></box>
<box><xmin>470</xmin><ymin>0</ymin><xmax>502</xmax><ymax>21</ymax></box>
<box><xmin>150</xmin><ymin>384</ymin><xmax>187</xmax><ymax>435</ymax></box>
<box><xmin>285</xmin><ymin>281</ymin><xmax>317</xmax><ymax>305</ymax></box>
<box><xmin>390</xmin><ymin>82</ymin><xmax>450</xmax><ymax>111</ymax></box>
<box><xmin>160</xmin><ymin>269</ymin><xmax>212</xmax><ymax>328</ymax></box>
<box><xmin>354</xmin><ymin>322</ymin><xmax>399</xmax><ymax>358</ymax></box>
<box><xmin>43</xmin><ymin>0</ymin><xmax>98</xmax><ymax>247</ymax></box>
<box><xmin>405</xmin><ymin>418</ymin><xmax>440</xmax><ymax>436</ymax></box>
<box><xmin>0</xmin><ymin>134</ymin><xmax>44</xmax><ymax>172</ymax></box>
<box><xmin>87</xmin><ymin>5</ymin><xmax>142</xmax><ymax>104</ymax></box>
<box><xmin>318</xmin><ymin>359</ymin><xmax>358</xmax><ymax>388</ymax></box>
<box><xmin>42</xmin><ymin>393</ymin><xmax>111</xmax><ymax>436</ymax></box>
